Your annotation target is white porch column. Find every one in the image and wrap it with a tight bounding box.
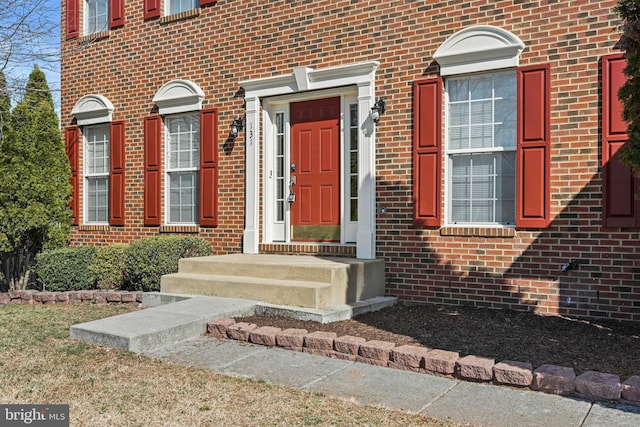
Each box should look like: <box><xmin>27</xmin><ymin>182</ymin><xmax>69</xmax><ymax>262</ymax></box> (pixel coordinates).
<box><xmin>356</xmin><ymin>80</ymin><xmax>377</xmax><ymax>260</ymax></box>
<box><xmin>243</xmin><ymin>96</ymin><xmax>260</xmax><ymax>254</ymax></box>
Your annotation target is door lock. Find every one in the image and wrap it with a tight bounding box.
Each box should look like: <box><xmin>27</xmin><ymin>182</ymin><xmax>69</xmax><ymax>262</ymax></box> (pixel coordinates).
<box><xmin>290</xmin><ymin>163</ymin><xmax>297</xmax><ymax>172</ymax></box>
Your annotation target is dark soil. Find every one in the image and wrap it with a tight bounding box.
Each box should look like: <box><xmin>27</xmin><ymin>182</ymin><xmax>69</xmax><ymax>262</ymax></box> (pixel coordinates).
<box><xmin>237</xmin><ymin>303</ymin><xmax>640</xmax><ymax>379</ymax></box>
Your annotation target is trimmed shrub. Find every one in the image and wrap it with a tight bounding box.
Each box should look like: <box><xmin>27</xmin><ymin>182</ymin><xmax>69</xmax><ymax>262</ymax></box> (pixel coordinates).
<box><xmin>90</xmin><ymin>244</ymin><xmax>128</xmax><ymax>290</ymax></box>
<box><xmin>124</xmin><ymin>236</ymin><xmax>211</xmax><ymax>292</ymax></box>
<box><xmin>34</xmin><ymin>246</ymin><xmax>97</xmax><ymax>291</ymax></box>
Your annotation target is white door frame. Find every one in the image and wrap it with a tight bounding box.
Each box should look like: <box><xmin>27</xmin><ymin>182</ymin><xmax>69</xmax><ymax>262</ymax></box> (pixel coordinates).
<box><xmin>240</xmin><ymin>61</ymin><xmax>379</xmax><ymax>259</ymax></box>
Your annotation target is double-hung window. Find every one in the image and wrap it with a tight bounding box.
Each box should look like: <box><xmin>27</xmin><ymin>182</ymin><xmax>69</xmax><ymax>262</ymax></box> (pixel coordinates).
<box><xmin>446</xmin><ymin>71</ymin><xmax>517</xmax><ymax>225</ymax></box>
<box><xmin>85</xmin><ymin>0</ymin><xmax>109</xmax><ymax>34</ymax></box>
<box><xmin>84</xmin><ymin>124</ymin><xmax>110</xmax><ymax>223</ymax></box>
<box><xmin>166</xmin><ymin>113</ymin><xmax>200</xmax><ymax>224</ymax></box>
<box><xmin>414</xmin><ymin>26</ymin><xmax>550</xmax><ymax>230</ymax></box>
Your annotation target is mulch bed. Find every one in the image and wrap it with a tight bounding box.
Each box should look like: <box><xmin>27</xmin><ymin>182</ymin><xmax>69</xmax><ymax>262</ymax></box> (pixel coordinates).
<box><xmin>237</xmin><ymin>303</ymin><xmax>640</xmax><ymax>379</ymax></box>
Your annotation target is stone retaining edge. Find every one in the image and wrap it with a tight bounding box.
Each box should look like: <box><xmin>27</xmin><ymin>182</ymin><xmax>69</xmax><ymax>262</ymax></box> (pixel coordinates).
<box><xmin>208</xmin><ymin>317</ymin><xmax>640</xmax><ymax>407</ymax></box>
<box><xmin>0</xmin><ymin>290</ymin><xmax>143</xmax><ymax>305</ymax></box>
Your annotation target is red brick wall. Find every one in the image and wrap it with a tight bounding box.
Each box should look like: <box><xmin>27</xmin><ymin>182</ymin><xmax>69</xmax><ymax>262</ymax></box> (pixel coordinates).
<box><xmin>62</xmin><ymin>1</ymin><xmax>639</xmax><ymax>320</ymax></box>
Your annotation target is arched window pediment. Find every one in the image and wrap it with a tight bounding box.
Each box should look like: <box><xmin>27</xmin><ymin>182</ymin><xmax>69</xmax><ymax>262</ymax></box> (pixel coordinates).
<box><xmin>434</xmin><ymin>25</ymin><xmax>525</xmax><ymax>75</ymax></box>
<box><xmin>71</xmin><ymin>94</ymin><xmax>114</xmax><ymax>125</ymax></box>
<box><xmin>152</xmin><ymin>79</ymin><xmax>205</xmax><ymax>115</ymax></box>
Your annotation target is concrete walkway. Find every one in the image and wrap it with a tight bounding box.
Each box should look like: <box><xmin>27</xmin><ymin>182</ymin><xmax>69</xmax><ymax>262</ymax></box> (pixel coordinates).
<box><xmin>148</xmin><ymin>336</ymin><xmax>640</xmax><ymax>427</ymax></box>
<box><xmin>71</xmin><ymin>294</ymin><xmax>640</xmax><ymax>426</ymax></box>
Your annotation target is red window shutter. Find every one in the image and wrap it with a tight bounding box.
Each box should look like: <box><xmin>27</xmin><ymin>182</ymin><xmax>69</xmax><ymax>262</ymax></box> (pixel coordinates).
<box><xmin>109</xmin><ymin>121</ymin><xmax>126</xmax><ymax>226</ymax></box>
<box><xmin>413</xmin><ymin>78</ymin><xmax>442</xmax><ymax>227</ymax></box>
<box><xmin>65</xmin><ymin>0</ymin><xmax>80</xmax><ymax>40</ymax></box>
<box><xmin>200</xmin><ymin>109</ymin><xmax>218</xmax><ymax>227</ymax></box>
<box><xmin>144</xmin><ymin>0</ymin><xmax>160</xmax><ymax>19</ymax></box>
<box><xmin>516</xmin><ymin>64</ymin><xmax>551</xmax><ymax>228</ymax></box>
<box><xmin>144</xmin><ymin>116</ymin><xmax>161</xmax><ymax>226</ymax></box>
<box><xmin>110</xmin><ymin>0</ymin><xmax>125</xmax><ymax>28</ymax></box>
<box><xmin>65</xmin><ymin>127</ymin><xmax>80</xmax><ymax>225</ymax></box>
<box><xmin>199</xmin><ymin>0</ymin><xmax>217</xmax><ymax>6</ymax></box>
<box><xmin>602</xmin><ymin>54</ymin><xmax>638</xmax><ymax>227</ymax></box>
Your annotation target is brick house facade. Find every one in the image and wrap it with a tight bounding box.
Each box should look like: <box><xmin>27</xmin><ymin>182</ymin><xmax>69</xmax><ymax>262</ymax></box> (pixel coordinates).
<box><xmin>61</xmin><ymin>0</ymin><xmax>640</xmax><ymax>321</ymax></box>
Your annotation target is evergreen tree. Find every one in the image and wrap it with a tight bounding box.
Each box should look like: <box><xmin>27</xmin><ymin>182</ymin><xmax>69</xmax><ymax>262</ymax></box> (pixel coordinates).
<box><xmin>0</xmin><ymin>70</ymin><xmax>10</xmax><ymax>144</ymax></box>
<box><xmin>0</xmin><ymin>65</ymin><xmax>71</xmax><ymax>291</ymax></box>
<box><xmin>616</xmin><ymin>0</ymin><xmax>640</xmax><ymax>172</ymax></box>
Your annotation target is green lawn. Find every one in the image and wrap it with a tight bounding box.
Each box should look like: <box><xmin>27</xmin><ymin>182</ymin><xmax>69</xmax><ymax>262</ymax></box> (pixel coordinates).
<box><xmin>0</xmin><ymin>303</ymin><xmax>456</xmax><ymax>426</ymax></box>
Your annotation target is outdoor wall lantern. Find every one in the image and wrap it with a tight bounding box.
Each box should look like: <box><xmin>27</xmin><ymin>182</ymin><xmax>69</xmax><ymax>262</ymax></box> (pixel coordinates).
<box><xmin>230</xmin><ymin>117</ymin><xmax>244</xmax><ymax>139</ymax></box>
<box><xmin>370</xmin><ymin>98</ymin><xmax>386</xmax><ymax>125</ymax></box>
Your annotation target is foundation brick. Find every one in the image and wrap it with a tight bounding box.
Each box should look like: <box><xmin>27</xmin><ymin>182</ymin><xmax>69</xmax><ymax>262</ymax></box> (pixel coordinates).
<box><xmin>575</xmin><ymin>371</ymin><xmax>621</xmax><ymax>401</ymax></box>
<box><xmin>493</xmin><ymin>361</ymin><xmax>533</xmax><ymax>386</ymax></box>
<box><xmin>532</xmin><ymin>364</ymin><xmax>576</xmax><ymax>394</ymax></box>
<box><xmin>207</xmin><ymin>318</ymin><xmax>236</xmax><ymax>338</ymax></box>
<box><xmin>0</xmin><ymin>293</ymin><xmax>9</xmax><ymax>304</ymax></box>
<box><xmin>390</xmin><ymin>345</ymin><xmax>430</xmax><ymax>369</ymax></box>
<box><xmin>358</xmin><ymin>340</ymin><xmax>395</xmax><ymax>363</ymax></box>
<box><xmin>456</xmin><ymin>355</ymin><xmax>495</xmax><ymax>381</ymax></box>
<box><xmin>304</xmin><ymin>331</ymin><xmax>336</xmax><ymax>350</ymax></box>
<box><xmin>249</xmin><ymin>326</ymin><xmax>281</xmax><ymax>346</ymax></box>
<box><xmin>226</xmin><ymin>322</ymin><xmax>257</xmax><ymax>341</ymax></box>
<box><xmin>334</xmin><ymin>335</ymin><xmax>366</xmax><ymax>355</ymax></box>
<box><xmin>424</xmin><ymin>349</ymin><xmax>459</xmax><ymax>375</ymax></box>
<box><xmin>276</xmin><ymin>328</ymin><xmax>308</xmax><ymax>348</ymax></box>
<box><xmin>622</xmin><ymin>376</ymin><xmax>640</xmax><ymax>403</ymax></box>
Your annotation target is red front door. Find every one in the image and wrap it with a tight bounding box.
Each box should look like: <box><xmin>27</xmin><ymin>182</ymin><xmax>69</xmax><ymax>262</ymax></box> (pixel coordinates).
<box><xmin>290</xmin><ymin>97</ymin><xmax>341</xmax><ymax>241</ymax></box>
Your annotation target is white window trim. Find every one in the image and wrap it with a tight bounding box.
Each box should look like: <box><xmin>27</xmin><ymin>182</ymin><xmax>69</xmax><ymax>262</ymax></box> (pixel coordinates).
<box><xmin>83</xmin><ymin>124</ymin><xmax>110</xmax><ymax>225</ymax></box>
<box><xmin>443</xmin><ymin>72</ymin><xmax>517</xmax><ymax>227</ymax></box>
<box><xmin>153</xmin><ymin>80</ymin><xmax>204</xmax><ymax>115</ymax></box>
<box><xmin>436</xmin><ymin>26</ymin><xmax>525</xmax><ymax>228</ymax></box>
<box><xmin>84</xmin><ymin>0</ymin><xmax>109</xmax><ymax>35</ymax></box>
<box><xmin>71</xmin><ymin>94</ymin><xmax>114</xmax><ymax>126</ymax></box>
<box><xmin>164</xmin><ymin>113</ymin><xmax>200</xmax><ymax>226</ymax></box>
<box><xmin>434</xmin><ymin>25</ymin><xmax>525</xmax><ymax>76</ymax></box>
<box><xmin>164</xmin><ymin>0</ymin><xmax>198</xmax><ymax>16</ymax></box>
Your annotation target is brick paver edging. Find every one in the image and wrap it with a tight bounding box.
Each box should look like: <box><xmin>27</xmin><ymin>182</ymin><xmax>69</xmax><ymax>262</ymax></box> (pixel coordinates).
<box><xmin>0</xmin><ymin>290</ymin><xmax>143</xmax><ymax>305</ymax></box>
<box><xmin>208</xmin><ymin>317</ymin><xmax>640</xmax><ymax>407</ymax></box>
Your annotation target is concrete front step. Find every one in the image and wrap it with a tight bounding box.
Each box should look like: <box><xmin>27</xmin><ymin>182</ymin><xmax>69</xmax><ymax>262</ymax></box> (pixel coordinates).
<box><xmin>161</xmin><ymin>254</ymin><xmax>386</xmax><ymax>309</ymax></box>
<box><xmin>70</xmin><ymin>296</ymin><xmax>258</xmax><ymax>353</ymax></box>
<box><xmin>161</xmin><ymin>273</ymin><xmax>338</xmax><ymax>309</ymax></box>
<box><xmin>177</xmin><ymin>254</ymin><xmax>345</xmax><ymax>283</ymax></box>
<box><xmin>70</xmin><ymin>293</ymin><xmax>398</xmax><ymax>352</ymax></box>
